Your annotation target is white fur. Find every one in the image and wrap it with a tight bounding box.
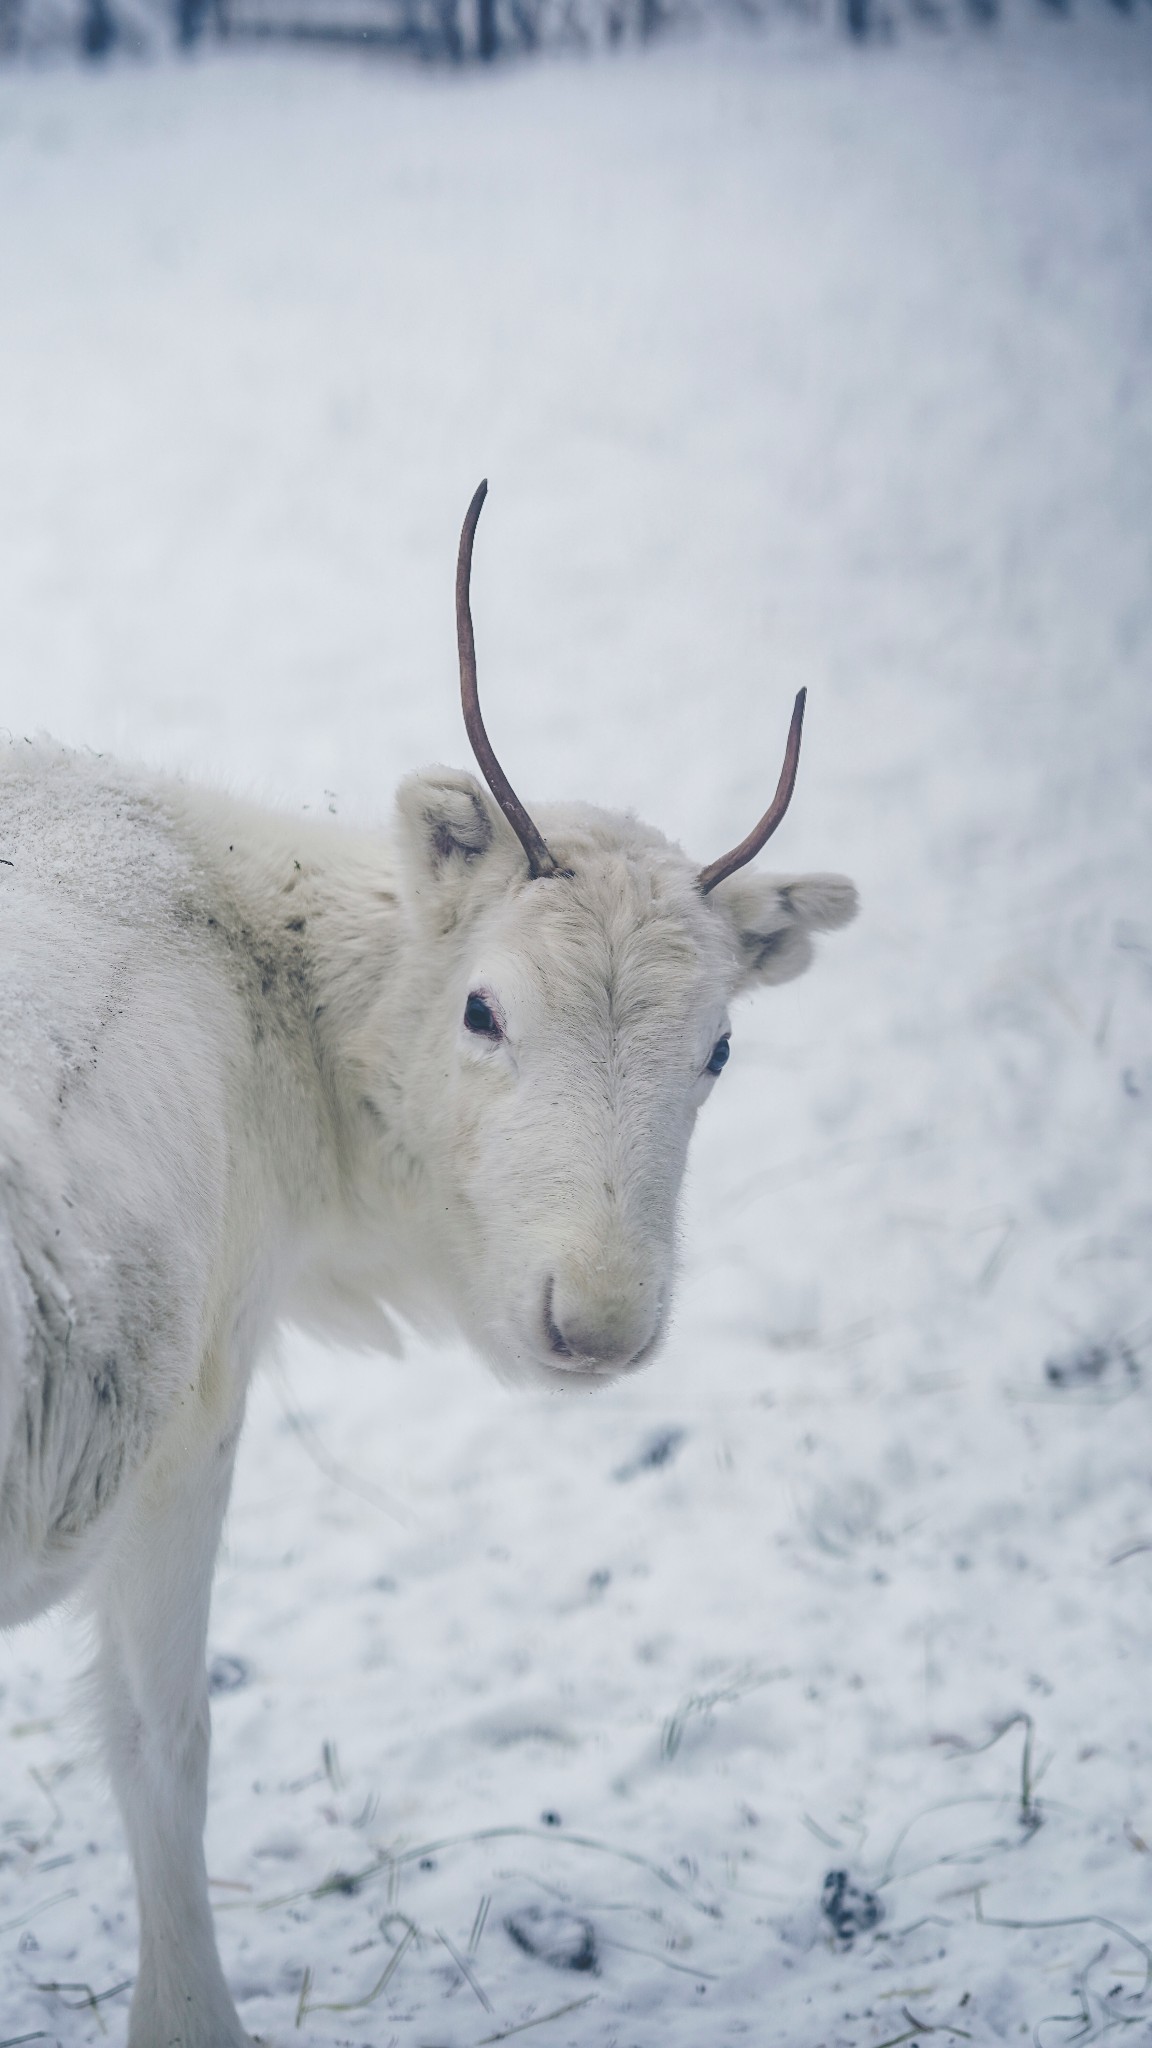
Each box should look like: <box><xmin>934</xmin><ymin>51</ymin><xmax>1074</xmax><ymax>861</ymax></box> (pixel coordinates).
<box><xmin>0</xmin><ymin>739</ymin><xmax>856</xmax><ymax>2046</ymax></box>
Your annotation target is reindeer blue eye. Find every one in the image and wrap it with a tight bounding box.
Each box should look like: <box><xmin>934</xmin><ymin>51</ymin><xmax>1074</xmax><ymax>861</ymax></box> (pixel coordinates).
<box><xmin>465</xmin><ymin>994</ymin><xmax>500</xmax><ymax>1036</ymax></box>
<box><xmin>707</xmin><ymin>1037</ymin><xmax>730</xmax><ymax>1076</ymax></box>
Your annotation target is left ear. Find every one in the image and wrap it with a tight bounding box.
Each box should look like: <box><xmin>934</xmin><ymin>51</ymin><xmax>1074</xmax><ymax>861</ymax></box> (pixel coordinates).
<box><xmin>393</xmin><ymin>767</ymin><xmax>519</xmax><ymax>936</ymax></box>
<box><xmin>710</xmin><ymin>871</ymin><xmax>858</xmax><ymax>990</ymax></box>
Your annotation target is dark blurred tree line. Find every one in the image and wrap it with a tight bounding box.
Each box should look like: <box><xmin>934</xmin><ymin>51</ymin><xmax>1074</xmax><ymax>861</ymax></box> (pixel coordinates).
<box><xmin>0</xmin><ymin>0</ymin><xmax>1145</xmax><ymax>65</ymax></box>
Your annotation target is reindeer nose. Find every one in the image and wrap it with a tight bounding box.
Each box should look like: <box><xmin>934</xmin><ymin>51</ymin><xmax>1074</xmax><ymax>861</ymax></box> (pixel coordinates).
<box><xmin>543</xmin><ymin>1274</ymin><xmax>661</xmax><ymax>1371</ymax></box>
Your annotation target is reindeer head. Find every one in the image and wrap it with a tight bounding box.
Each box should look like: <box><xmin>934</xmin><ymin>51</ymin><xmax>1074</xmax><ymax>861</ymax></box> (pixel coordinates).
<box><xmin>389</xmin><ymin>484</ymin><xmax>857</xmax><ymax>1389</ymax></box>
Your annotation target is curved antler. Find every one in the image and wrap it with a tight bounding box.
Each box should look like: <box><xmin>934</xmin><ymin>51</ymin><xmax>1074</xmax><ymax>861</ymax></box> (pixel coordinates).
<box><xmin>697</xmin><ymin>688</ymin><xmax>806</xmax><ymax>896</ymax></box>
<box><xmin>457</xmin><ymin>479</ymin><xmax>564</xmax><ymax>882</ymax></box>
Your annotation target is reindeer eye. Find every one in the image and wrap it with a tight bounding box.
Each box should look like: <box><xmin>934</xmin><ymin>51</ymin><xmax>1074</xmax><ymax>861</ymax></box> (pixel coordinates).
<box><xmin>707</xmin><ymin>1036</ymin><xmax>731</xmax><ymax>1076</ymax></box>
<box><xmin>464</xmin><ymin>993</ymin><xmax>501</xmax><ymax>1037</ymax></box>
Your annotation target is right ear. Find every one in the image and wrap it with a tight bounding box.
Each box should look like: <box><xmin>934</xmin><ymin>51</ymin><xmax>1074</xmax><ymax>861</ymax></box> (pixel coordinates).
<box><xmin>709</xmin><ymin>868</ymin><xmax>858</xmax><ymax>991</ymax></box>
<box><xmin>394</xmin><ymin>768</ymin><xmax>515</xmax><ymax>932</ymax></box>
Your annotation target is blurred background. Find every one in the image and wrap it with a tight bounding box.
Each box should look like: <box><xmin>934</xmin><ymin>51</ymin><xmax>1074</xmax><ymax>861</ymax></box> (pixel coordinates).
<box><xmin>1</xmin><ymin>12</ymin><xmax>1151</xmax><ymax>2048</ymax></box>
<box><xmin>3</xmin><ymin>0</ymin><xmax>1127</xmax><ymax>66</ymax></box>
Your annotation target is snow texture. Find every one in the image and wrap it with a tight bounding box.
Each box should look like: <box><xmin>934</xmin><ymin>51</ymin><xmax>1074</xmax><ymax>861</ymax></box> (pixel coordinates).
<box><xmin>2</xmin><ymin>18</ymin><xmax>1152</xmax><ymax>2046</ymax></box>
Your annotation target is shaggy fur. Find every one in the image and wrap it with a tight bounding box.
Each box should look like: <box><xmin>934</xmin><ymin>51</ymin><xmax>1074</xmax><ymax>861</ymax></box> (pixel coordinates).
<box><xmin>0</xmin><ymin>739</ymin><xmax>856</xmax><ymax>2047</ymax></box>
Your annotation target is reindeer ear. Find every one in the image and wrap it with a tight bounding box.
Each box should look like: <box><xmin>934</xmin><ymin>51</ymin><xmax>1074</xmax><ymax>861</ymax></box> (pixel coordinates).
<box><xmin>711</xmin><ymin>871</ymin><xmax>858</xmax><ymax>991</ymax></box>
<box><xmin>394</xmin><ymin>769</ymin><xmax>513</xmax><ymax>931</ymax></box>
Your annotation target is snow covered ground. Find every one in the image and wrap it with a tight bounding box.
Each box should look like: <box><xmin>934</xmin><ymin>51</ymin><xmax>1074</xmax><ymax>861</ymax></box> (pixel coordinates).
<box><xmin>2</xmin><ymin>18</ymin><xmax>1152</xmax><ymax>2046</ymax></box>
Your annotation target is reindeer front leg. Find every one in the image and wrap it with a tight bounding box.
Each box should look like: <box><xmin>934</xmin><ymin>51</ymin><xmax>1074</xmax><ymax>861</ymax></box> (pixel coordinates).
<box><xmin>91</xmin><ymin>1411</ymin><xmax>248</xmax><ymax>2048</ymax></box>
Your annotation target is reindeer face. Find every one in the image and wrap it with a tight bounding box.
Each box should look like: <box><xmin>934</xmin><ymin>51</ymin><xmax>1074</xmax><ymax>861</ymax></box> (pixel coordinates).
<box><xmin>373</xmin><ymin>483</ymin><xmax>855</xmax><ymax>1386</ymax></box>
<box><xmin>391</xmin><ymin>774</ymin><xmax>855</xmax><ymax>1388</ymax></box>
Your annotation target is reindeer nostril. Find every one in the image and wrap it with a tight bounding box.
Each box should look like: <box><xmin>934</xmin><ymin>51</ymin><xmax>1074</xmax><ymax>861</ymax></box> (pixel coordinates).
<box><xmin>543</xmin><ymin>1278</ymin><xmax>575</xmax><ymax>1359</ymax></box>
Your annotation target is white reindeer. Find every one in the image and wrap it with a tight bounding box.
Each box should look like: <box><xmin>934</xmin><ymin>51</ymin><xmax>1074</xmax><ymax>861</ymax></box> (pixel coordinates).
<box><xmin>0</xmin><ymin>483</ymin><xmax>856</xmax><ymax>2046</ymax></box>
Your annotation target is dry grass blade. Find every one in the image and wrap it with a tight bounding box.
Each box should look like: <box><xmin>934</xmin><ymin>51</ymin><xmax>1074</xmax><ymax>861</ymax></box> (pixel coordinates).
<box><xmin>879</xmin><ymin>1716</ymin><xmax>1045</xmax><ymax>1888</ymax></box>
<box><xmin>469</xmin><ymin>1893</ymin><xmax>492</xmax><ymax>1954</ymax></box>
<box><xmin>298</xmin><ymin>1920</ymin><xmax>417</xmax><ymax>2021</ymax></box>
<box><xmin>599</xmin><ymin>1935</ymin><xmax>717</xmax><ymax>1979</ymax></box>
<box><xmin>32</xmin><ymin>1982</ymin><xmax>132</xmax><ymax>2010</ymax></box>
<box><xmin>0</xmin><ymin>1889</ymin><xmax>78</xmax><ymax>1935</ymax></box>
<box><xmin>802</xmin><ymin>1813</ymin><xmax>843</xmax><ymax>1849</ymax></box>
<box><xmin>937</xmin><ymin>1713</ymin><xmax>1040</xmax><ymax>1830</ymax></box>
<box><xmin>0</xmin><ymin>2034</ymin><xmax>56</xmax><ymax>2047</ymax></box>
<box><xmin>973</xmin><ymin>1891</ymin><xmax>1152</xmax><ymax>2000</ymax></box>
<box><xmin>273</xmin><ymin>1379</ymin><xmax>409</xmax><ymax>1524</ymax></box>
<box><xmin>874</xmin><ymin>2009</ymin><xmax>972</xmax><ymax>2048</ymax></box>
<box><xmin>297</xmin><ymin>1824</ymin><xmax>708</xmax><ymax>1914</ymax></box>
<box><xmin>33</xmin><ymin>1980</ymin><xmax>132</xmax><ymax>2036</ymax></box>
<box><xmin>436</xmin><ymin>1927</ymin><xmax>494</xmax><ymax>2012</ymax></box>
<box><xmin>409</xmin><ymin>1827</ymin><xmax>697</xmax><ymax>1902</ymax></box>
<box><xmin>660</xmin><ymin>1667</ymin><xmax>783</xmax><ymax>1762</ymax></box>
<box><xmin>30</xmin><ymin>1762</ymin><xmax>74</xmax><ymax>1823</ymax></box>
<box><xmin>293</xmin><ymin>1966</ymin><xmax>312</xmax><ymax>2029</ymax></box>
<box><xmin>477</xmin><ymin>1995</ymin><xmax>596</xmax><ymax>2043</ymax></box>
<box><xmin>878</xmin><ymin>1794</ymin><xmax>1026</xmax><ymax>1889</ymax></box>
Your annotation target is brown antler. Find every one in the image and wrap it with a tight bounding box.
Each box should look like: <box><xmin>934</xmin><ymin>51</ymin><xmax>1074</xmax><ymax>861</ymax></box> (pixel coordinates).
<box><xmin>697</xmin><ymin>688</ymin><xmax>806</xmax><ymax>895</ymax></box>
<box><xmin>457</xmin><ymin>479</ymin><xmax>564</xmax><ymax>882</ymax></box>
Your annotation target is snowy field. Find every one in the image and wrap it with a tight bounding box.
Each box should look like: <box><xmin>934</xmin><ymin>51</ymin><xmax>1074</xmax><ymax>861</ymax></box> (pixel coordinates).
<box><xmin>2</xmin><ymin>19</ymin><xmax>1152</xmax><ymax>2046</ymax></box>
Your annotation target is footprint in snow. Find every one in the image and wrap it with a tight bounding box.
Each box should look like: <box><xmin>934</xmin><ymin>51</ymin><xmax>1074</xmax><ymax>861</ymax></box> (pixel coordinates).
<box><xmin>505</xmin><ymin>1905</ymin><xmax>599</xmax><ymax>1973</ymax></box>
<box><xmin>613</xmin><ymin>1427</ymin><xmax>686</xmax><ymax>1483</ymax></box>
<box><xmin>821</xmin><ymin>1869</ymin><xmax>882</xmax><ymax>1946</ymax></box>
